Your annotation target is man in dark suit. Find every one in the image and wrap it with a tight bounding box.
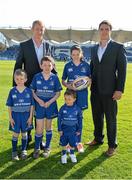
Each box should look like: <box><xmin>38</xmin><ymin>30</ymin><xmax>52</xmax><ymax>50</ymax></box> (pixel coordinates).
<box><xmin>13</xmin><ymin>20</ymin><xmax>52</xmax><ymax>87</ymax></box>
<box><xmin>86</xmin><ymin>20</ymin><xmax>127</xmax><ymax>156</ymax></box>
<box><xmin>13</xmin><ymin>20</ymin><xmax>53</xmax><ymax>148</ymax></box>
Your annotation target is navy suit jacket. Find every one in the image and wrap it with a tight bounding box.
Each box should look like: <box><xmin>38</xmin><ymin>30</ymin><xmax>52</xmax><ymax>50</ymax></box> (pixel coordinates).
<box><xmin>90</xmin><ymin>40</ymin><xmax>127</xmax><ymax>95</ymax></box>
<box><xmin>13</xmin><ymin>39</ymin><xmax>51</xmax><ymax>87</ymax></box>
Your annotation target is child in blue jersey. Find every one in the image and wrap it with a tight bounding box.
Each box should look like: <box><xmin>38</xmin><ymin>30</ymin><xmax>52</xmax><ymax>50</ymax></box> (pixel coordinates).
<box><xmin>62</xmin><ymin>45</ymin><xmax>91</xmax><ymax>153</ymax></box>
<box><xmin>30</xmin><ymin>56</ymin><xmax>62</xmax><ymax>159</ymax></box>
<box><xmin>6</xmin><ymin>69</ymin><xmax>34</xmax><ymax>161</ymax></box>
<box><xmin>58</xmin><ymin>89</ymin><xmax>82</xmax><ymax>164</ymax></box>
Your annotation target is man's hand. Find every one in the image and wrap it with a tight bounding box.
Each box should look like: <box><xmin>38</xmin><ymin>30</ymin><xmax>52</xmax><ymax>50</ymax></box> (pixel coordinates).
<box><xmin>112</xmin><ymin>91</ymin><xmax>122</xmax><ymax>100</ymax></box>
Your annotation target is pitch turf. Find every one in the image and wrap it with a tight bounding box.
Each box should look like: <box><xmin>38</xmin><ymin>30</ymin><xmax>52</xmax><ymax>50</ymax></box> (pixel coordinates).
<box><xmin>0</xmin><ymin>61</ymin><xmax>132</xmax><ymax>179</ymax></box>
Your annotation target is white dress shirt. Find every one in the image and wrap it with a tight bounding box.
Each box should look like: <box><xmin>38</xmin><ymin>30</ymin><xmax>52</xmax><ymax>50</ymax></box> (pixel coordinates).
<box><xmin>97</xmin><ymin>39</ymin><xmax>111</xmax><ymax>62</ymax></box>
<box><xmin>32</xmin><ymin>38</ymin><xmax>44</xmax><ymax>64</ymax></box>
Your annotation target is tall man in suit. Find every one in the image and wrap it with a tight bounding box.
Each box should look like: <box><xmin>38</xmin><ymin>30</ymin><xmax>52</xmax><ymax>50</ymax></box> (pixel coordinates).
<box><xmin>13</xmin><ymin>20</ymin><xmax>53</xmax><ymax>147</ymax></box>
<box><xmin>87</xmin><ymin>20</ymin><xmax>127</xmax><ymax>156</ymax></box>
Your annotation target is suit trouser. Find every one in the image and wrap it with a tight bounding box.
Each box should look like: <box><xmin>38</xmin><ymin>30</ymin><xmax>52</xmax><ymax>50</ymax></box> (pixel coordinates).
<box><xmin>90</xmin><ymin>92</ymin><xmax>117</xmax><ymax>148</ymax></box>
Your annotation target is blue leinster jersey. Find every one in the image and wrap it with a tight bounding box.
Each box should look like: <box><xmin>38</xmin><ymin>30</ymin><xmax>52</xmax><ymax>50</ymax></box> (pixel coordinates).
<box><xmin>58</xmin><ymin>104</ymin><xmax>82</xmax><ymax>134</ymax></box>
<box><xmin>62</xmin><ymin>60</ymin><xmax>91</xmax><ymax>109</ymax></box>
<box><xmin>62</xmin><ymin>60</ymin><xmax>91</xmax><ymax>84</ymax></box>
<box><xmin>30</xmin><ymin>72</ymin><xmax>62</xmax><ymax>101</ymax></box>
<box><xmin>6</xmin><ymin>87</ymin><xmax>34</xmax><ymax>112</ymax></box>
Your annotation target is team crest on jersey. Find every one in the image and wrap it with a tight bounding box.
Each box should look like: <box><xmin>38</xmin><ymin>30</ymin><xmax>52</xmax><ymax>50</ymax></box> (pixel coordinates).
<box><xmin>81</xmin><ymin>67</ymin><xmax>86</xmax><ymax>73</ymax></box>
<box><xmin>73</xmin><ymin>111</ymin><xmax>78</xmax><ymax>115</ymax></box>
<box><xmin>50</xmin><ymin>81</ymin><xmax>54</xmax><ymax>86</ymax></box>
<box><xmin>26</xmin><ymin>93</ymin><xmax>30</xmax><ymax>98</ymax></box>
<box><xmin>37</xmin><ymin>80</ymin><xmax>42</xmax><ymax>84</ymax></box>
<box><xmin>63</xmin><ymin>110</ymin><xmax>67</xmax><ymax>114</ymax></box>
<box><xmin>12</xmin><ymin>94</ymin><xmax>17</xmax><ymax>99</ymax></box>
<box><xmin>68</xmin><ymin>68</ymin><xmax>73</xmax><ymax>72</ymax></box>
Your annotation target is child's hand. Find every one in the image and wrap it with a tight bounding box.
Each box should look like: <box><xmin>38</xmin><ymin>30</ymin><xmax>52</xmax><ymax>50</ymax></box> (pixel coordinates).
<box><xmin>38</xmin><ymin>99</ymin><xmax>45</xmax><ymax>107</ymax></box>
<box><xmin>10</xmin><ymin>118</ymin><xmax>15</xmax><ymax>128</ymax></box>
<box><xmin>59</xmin><ymin>131</ymin><xmax>63</xmax><ymax>136</ymax></box>
<box><xmin>67</xmin><ymin>83</ymin><xmax>76</xmax><ymax>90</ymax></box>
<box><xmin>87</xmin><ymin>78</ymin><xmax>92</xmax><ymax>87</ymax></box>
<box><xmin>76</xmin><ymin>132</ymin><xmax>81</xmax><ymax>136</ymax></box>
<box><xmin>44</xmin><ymin>101</ymin><xmax>51</xmax><ymax>108</ymax></box>
<box><xmin>27</xmin><ymin>118</ymin><xmax>32</xmax><ymax>126</ymax></box>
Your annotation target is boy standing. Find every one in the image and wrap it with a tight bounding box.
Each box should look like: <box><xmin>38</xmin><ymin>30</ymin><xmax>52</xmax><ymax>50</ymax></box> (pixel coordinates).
<box><xmin>30</xmin><ymin>56</ymin><xmax>62</xmax><ymax>159</ymax></box>
<box><xmin>6</xmin><ymin>69</ymin><xmax>34</xmax><ymax>160</ymax></box>
<box><xmin>58</xmin><ymin>89</ymin><xmax>82</xmax><ymax>164</ymax></box>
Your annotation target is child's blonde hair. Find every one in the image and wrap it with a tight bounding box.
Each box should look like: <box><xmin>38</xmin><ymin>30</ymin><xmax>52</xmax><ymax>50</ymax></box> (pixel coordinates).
<box><xmin>14</xmin><ymin>69</ymin><xmax>27</xmax><ymax>79</ymax></box>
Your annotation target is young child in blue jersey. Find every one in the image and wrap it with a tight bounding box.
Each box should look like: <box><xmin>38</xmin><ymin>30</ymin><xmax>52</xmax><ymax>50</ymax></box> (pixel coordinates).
<box><xmin>6</xmin><ymin>69</ymin><xmax>34</xmax><ymax>161</ymax></box>
<box><xmin>30</xmin><ymin>56</ymin><xmax>62</xmax><ymax>159</ymax></box>
<box><xmin>62</xmin><ymin>45</ymin><xmax>91</xmax><ymax>153</ymax></box>
<box><xmin>58</xmin><ymin>89</ymin><xmax>82</xmax><ymax>164</ymax></box>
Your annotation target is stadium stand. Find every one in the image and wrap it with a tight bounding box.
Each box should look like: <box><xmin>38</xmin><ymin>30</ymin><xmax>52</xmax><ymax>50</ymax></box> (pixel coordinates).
<box><xmin>0</xmin><ymin>45</ymin><xmax>19</xmax><ymax>60</ymax></box>
<box><xmin>1</xmin><ymin>28</ymin><xmax>132</xmax><ymax>43</ymax></box>
<box><xmin>0</xmin><ymin>28</ymin><xmax>132</xmax><ymax>61</ymax></box>
<box><xmin>0</xmin><ymin>32</ymin><xmax>9</xmax><ymax>51</ymax></box>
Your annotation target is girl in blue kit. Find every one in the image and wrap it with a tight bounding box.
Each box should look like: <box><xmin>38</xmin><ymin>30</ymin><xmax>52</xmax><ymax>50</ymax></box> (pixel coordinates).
<box><xmin>30</xmin><ymin>56</ymin><xmax>62</xmax><ymax>159</ymax></box>
<box><xmin>62</xmin><ymin>45</ymin><xmax>91</xmax><ymax>153</ymax></box>
<box><xmin>6</xmin><ymin>69</ymin><xmax>34</xmax><ymax>161</ymax></box>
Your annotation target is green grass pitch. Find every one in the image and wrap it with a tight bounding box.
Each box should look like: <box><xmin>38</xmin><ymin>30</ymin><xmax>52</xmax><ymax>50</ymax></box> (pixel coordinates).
<box><xmin>0</xmin><ymin>61</ymin><xmax>132</xmax><ymax>179</ymax></box>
